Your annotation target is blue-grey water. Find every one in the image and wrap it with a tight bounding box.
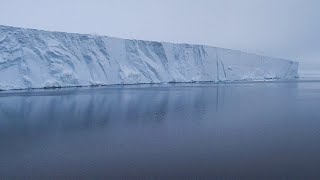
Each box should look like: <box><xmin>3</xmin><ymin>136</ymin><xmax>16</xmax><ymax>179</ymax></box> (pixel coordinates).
<box><xmin>1</xmin><ymin>81</ymin><xmax>320</xmax><ymax>179</ymax></box>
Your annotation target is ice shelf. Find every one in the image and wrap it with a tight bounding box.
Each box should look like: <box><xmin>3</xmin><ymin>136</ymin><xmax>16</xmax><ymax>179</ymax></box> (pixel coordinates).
<box><xmin>0</xmin><ymin>25</ymin><xmax>298</xmax><ymax>90</ymax></box>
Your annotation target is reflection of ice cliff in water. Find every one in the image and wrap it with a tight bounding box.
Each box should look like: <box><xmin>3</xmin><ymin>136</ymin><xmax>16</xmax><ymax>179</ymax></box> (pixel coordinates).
<box><xmin>0</xmin><ymin>83</ymin><xmax>299</xmax><ymax>137</ymax></box>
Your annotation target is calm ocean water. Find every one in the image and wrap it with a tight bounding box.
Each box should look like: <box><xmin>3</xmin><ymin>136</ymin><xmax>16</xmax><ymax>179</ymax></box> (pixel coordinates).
<box><xmin>1</xmin><ymin>81</ymin><xmax>320</xmax><ymax>178</ymax></box>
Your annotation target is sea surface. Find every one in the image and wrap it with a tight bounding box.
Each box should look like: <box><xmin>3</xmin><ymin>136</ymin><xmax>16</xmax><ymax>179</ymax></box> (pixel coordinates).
<box><xmin>1</xmin><ymin>80</ymin><xmax>320</xmax><ymax>178</ymax></box>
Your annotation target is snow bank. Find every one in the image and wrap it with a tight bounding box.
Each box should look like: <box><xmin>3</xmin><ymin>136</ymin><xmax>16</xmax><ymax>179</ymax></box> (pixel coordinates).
<box><xmin>0</xmin><ymin>25</ymin><xmax>298</xmax><ymax>90</ymax></box>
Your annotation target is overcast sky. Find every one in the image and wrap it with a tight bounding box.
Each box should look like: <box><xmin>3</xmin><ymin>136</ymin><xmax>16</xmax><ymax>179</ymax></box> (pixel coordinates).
<box><xmin>0</xmin><ymin>0</ymin><xmax>319</xmax><ymax>73</ymax></box>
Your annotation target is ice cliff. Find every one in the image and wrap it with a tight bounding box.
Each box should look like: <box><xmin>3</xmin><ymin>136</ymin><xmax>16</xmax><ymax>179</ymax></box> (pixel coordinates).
<box><xmin>0</xmin><ymin>25</ymin><xmax>298</xmax><ymax>90</ymax></box>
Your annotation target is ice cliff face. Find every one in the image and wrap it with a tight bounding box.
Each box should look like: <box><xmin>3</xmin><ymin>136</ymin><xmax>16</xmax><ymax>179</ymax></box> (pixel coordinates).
<box><xmin>0</xmin><ymin>25</ymin><xmax>298</xmax><ymax>90</ymax></box>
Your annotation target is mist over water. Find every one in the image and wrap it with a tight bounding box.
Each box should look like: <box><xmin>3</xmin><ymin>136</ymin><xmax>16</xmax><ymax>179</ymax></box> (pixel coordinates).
<box><xmin>1</xmin><ymin>82</ymin><xmax>320</xmax><ymax>178</ymax></box>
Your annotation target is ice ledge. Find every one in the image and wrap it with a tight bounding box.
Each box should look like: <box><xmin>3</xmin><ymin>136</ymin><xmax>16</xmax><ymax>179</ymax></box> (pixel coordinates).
<box><xmin>0</xmin><ymin>25</ymin><xmax>299</xmax><ymax>91</ymax></box>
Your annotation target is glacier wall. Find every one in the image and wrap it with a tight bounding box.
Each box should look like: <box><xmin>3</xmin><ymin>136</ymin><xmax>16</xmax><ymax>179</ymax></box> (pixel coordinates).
<box><xmin>0</xmin><ymin>25</ymin><xmax>298</xmax><ymax>90</ymax></box>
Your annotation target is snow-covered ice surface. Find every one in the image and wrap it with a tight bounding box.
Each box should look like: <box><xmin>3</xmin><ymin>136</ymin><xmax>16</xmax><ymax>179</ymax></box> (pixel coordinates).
<box><xmin>0</xmin><ymin>25</ymin><xmax>299</xmax><ymax>90</ymax></box>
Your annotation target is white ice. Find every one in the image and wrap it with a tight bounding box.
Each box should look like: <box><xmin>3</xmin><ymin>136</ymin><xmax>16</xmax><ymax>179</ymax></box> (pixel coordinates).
<box><xmin>0</xmin><ymin>25</ymin><xmax>299</xmax><ymax>90</ymax></box>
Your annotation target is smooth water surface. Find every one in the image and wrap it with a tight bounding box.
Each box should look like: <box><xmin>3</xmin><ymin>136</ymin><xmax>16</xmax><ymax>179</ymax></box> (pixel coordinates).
<box><xmin>1</xmin><ymin>81</ymin><xmax>320</xmax><ymax>178</ymax></box>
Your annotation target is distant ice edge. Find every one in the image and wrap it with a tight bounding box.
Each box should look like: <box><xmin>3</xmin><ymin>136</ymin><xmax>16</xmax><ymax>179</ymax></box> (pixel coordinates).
<box><xmin>0</xmin><ymin>25</ymin><xmax>299</xmax><ymax>90</ymax></box>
